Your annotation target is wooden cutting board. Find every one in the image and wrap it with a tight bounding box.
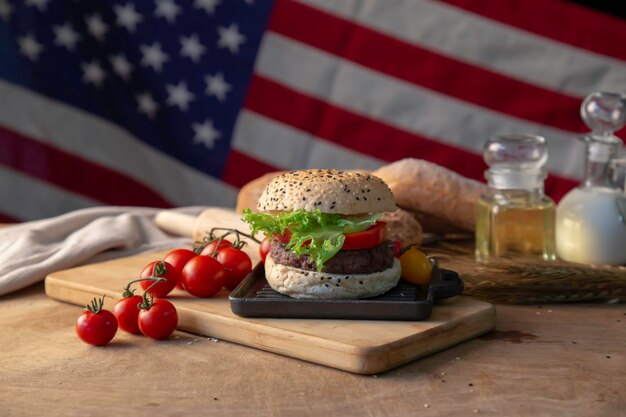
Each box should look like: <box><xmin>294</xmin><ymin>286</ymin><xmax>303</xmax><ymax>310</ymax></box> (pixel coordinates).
<box><xmin>45</xmin><ymin>208</ymin><xmax>495</xmax><ymax>374</ymax></box>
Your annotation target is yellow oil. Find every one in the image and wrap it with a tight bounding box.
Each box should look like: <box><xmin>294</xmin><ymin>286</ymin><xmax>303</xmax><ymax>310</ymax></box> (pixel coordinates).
<box><xmin>475</xmin><ymin>196</ymin><xmax>556</xmax><ymax>261</ymax></box>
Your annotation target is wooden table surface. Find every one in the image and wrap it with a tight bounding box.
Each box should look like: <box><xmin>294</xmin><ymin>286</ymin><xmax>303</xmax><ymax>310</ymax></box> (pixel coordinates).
<box><xmin>1</xmin><ymin>282</ymin><xmax>624</xmax><ymax>417</ymax></box>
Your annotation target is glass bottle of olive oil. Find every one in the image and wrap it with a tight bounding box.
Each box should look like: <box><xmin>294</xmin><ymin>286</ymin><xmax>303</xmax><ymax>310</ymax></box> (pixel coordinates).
<box><xmin>475</xmin><ymin>134</ymin><xmax>556</xmax><ymax>261</ymax></box>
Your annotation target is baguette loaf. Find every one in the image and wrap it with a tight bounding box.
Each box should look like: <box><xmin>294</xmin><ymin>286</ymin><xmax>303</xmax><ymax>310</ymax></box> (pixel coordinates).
<box><xmin>373</xmin><ymin>159</ymin><xmax>488</xmax><ymax>232</ymax></box>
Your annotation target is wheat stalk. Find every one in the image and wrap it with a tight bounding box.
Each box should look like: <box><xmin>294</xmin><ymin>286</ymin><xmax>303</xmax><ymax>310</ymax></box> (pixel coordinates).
<box><xmin>427</xmin><ymin>241</ymin><xmax>626</xmax><ymax>304</ymax></box>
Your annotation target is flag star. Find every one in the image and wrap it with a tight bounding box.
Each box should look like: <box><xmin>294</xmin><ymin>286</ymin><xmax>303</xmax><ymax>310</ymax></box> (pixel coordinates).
<box><xmin>0</xmin><ymin>0</ymin><xmax>13</xmax><ymax>22</ymax></box>
<box><xmin>85</xmin><ymin>14</ymin><xmax>108</xmax><ymax>42</ymax></box>
<box><xmin>26</xmin><ymin>0</ymin><xmax>49</xmax><ymax>11</ymax></box>
<box><xmin>109</xmin><ymin>54</ymin><xmax>133</xmax><ymax>81</ymax></box>
<box><xmin>204</xmin><ymin>73</ymin><xmax>231</xmax><ymax>102</ymax></box>
<box><xmin>136</xmin><ymin>92</ymin><xmax>159</xmax><ymax>119</ymax></box>
<box><xmin>192</xmin><ymin>120</ymin><xmax>221</xmax><ymax>149</ymax></box>
<box><xmin>166</xmin><ymin>81</ymin><xmax>195</xmax><ymax>111</ymax></box>
<box><xmin>217</xmin><ymin>23</ymin><xmax>245</xmax><ymax>54</ymax></box>
<box><xmin>140</xmin><ymin>42</ymin><xmax>169</xmax><ymax>72</ymax></box>
<box><xmin>114</xmin><ymin>3</ymin><xmax>143</xmax><ymax>33</ymax></box>
<box><xmin>194</xmin><ymin>0</ymin><xmax>220</xmax><ymax>14</ymax></box>
<box><xmin>81</xmin><ymin>61</ymin><xmax>106</xmax><ymax>87</ymax></box>
<box><xmin>53</xmin><ymin>23</ymin><xmax>81</xmax><ymax>51</ymax></box>
<box><xmin>180</xmin><ymin>34</ymin><xmax>206</xmax><ymax>63</ymax></box>
<box><xmin>17</xmin><ymin>34</ymin><xmax>43</xmax><ymax>61</ymax></box>
<box><xmin>154</xmin><ymin>0</ymin><xmax>181</xmax><ymax>23</ymax></box>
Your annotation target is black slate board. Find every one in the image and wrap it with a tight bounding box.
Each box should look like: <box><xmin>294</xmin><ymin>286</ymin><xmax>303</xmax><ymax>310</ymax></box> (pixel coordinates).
<box><xmin>229</xmin><ymin>263</ymin><xmax>464</xmax><ymax>321</ymax></box>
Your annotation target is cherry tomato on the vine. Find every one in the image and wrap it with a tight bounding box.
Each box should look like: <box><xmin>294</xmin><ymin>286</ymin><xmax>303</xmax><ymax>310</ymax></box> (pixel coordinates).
<box><xmin>259</xmin><ymin>237</ymin><xmax>271</xmax><ymax>263</ymax></box>
<box><xmin>140</xmin><ymin>261</ymin><xmax>178</xmax><ymax>298</ymax></box>
<box><xmin>182</xmin><ymin>256</ymin><xmax>227</xmax><ymax>297</ymax></box>
<box><xmin>75</xmin><ymin>297</ymin><xmax>118</xmax><ymax>346</ymax></box>
<box><xmin>199</xmin><ymin>239</ymin><xmax>233</xmax><ymax>257</ymax></box>
<box><xmin>164</xmin><ymin>249</ymin><xmax>197</xmax><ymax>289</ymax></box>
<box><xmin>113</xmin><ymin>295</ymin><xmax>143</xmax><ymax>334</ymax></box>
<box><xmin>138</xmin><ymin>298</ymin><xmax>178</xmax><ymax>340</ymax></box>
<box><xmin>217</xmin><ymin>247</ymin><xmax>252</xmax><ymax>290</ymax></box>
<box><xmin>399</xmin><ymin>248</ymin><xmax>433</xmax><ymax>286</ymax></box>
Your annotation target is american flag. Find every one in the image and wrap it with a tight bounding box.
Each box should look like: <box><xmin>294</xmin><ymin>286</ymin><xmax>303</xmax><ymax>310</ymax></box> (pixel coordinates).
<box><xmin>0</xmin><ymin>0</ymin><xmax>624</xmax><ymax>221</ymax></box>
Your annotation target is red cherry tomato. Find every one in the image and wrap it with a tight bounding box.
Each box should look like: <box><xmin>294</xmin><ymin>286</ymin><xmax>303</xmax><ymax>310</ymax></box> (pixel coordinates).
<box><xmin>138</xmin><ymin>299</ymin><xmax>178</xmax><ymax>340</ymax></box>
<box><xmin>181</xmin><ymin>256</ymin><xmax>227</xmax><ymax>297</ymax></box>
<box><xmin>341</xmin><ymin>222</ymin><xmax>388</xmax><ymax>250</ymax></box>
<box><xmin>199</xmin><ymin>239</ymin><xmax>233</xmax><ymax>257</ymax></box>
<box><xmin>113</xmin><ymin>295</ymin><xmax>143</xmax><ymax>334</ymax></box>
<box><xmin>259</xmin><ymin>237</ymin><xmax>271</xmax><ymax>263</ymax></box>
<box><xmin>392</xmin><ymin>241</ymin><xmax>402</xmax><ymax>258</ymax></box>
<box><xmin>217</xmin><ymin>247</ymin><xmax>252</xmax><ymax>290</ymax></box>
<box><xmin>75</xmin><ymin>297</ymin><xmax>118</xmax><ymax>346</ymax></box>
<box><xmin>140</xmin><ymin>261</ymin><xmax>178</xmax><ymax>298</ymax></box>
<box><xmin>164</xmin><ymin>249</ymin><xmax>197</xmax><ymax>289</ymax></box>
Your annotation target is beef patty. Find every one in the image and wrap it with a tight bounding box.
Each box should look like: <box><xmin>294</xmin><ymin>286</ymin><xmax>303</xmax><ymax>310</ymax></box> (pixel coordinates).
<box><xmin>269</xmin><ymin>239</ymin><xmax>394</xmax><ymax>274</ymax></box>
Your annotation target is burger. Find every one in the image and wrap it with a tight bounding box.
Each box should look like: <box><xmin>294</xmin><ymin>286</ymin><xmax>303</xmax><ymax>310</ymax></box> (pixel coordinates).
<box><xmin>242</xmin><ymin>169</ymin><xmax>400</xmax><ymax>299</ymax></box>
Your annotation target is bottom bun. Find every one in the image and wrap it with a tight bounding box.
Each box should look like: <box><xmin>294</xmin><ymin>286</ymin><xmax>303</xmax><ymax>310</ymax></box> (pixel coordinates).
<box><xmin>264</xmin><ymin>254</ymin><xmax>401</xmax><ymax>299</ymax></box>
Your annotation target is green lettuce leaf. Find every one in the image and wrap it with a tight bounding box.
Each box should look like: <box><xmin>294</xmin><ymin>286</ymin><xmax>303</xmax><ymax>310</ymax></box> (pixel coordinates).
<box><xmin>242</xmin><ymin>209</ymin><xmax>380</xmax><ymax>271</ymax></box>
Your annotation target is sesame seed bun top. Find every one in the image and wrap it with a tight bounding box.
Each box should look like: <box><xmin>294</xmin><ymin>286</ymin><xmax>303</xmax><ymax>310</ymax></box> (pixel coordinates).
<box><xmin>257</xmin><ymin>169</ymin><xmax>397</xmax><ymax>215</ymax></box>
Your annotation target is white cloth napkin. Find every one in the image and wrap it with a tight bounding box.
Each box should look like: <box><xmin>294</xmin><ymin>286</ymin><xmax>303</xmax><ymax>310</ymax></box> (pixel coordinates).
<box><xmin>0</xmin><ymin>206</ymin><xmax>205</xmax><ymax>297</ymax></box>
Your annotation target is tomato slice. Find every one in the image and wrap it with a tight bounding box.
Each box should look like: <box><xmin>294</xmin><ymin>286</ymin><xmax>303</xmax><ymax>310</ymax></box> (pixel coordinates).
<box><xmin>342</xmin><ymin>221</ymin><xmax>387</xmax><ymax>250</ymax></box>
<box><xmin>273</xmin><ymin>222</ymin><xmax>387</xmax><ymax>251</ymax></box>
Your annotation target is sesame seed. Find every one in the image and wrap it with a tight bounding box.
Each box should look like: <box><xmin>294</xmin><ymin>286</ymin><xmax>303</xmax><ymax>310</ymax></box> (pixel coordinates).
<box><xmin>335</xmin><ymin>284</ymin><xmax>339</xmax><ymax>287</ymax></box>
<box><xmin>359</xmin><ymin>281</ymin><xmax>364</xmax><ymax>285</ymax></box>
<box><xmin>325</xmin><ymin>284</ymin><xmax>329</xmax><ymax>287</ymax></box>
<box><xmin>356</xmin><ymin>197</ymin><xmax>360</xmax><ymax>201</ymax></box>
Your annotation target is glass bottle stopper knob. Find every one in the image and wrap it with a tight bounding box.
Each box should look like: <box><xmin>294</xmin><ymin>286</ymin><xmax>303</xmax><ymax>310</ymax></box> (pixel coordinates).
<box><xmin>581</xmin><ymin>91</ymin><xmax>626</xmax><ymax>137</ymax></box>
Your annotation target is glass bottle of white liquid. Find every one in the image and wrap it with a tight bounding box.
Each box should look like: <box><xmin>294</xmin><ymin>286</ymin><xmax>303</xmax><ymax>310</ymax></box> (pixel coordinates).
<box><xmin>556</xmin><ymin>91</ymin><xmax>626</xmax><ymax>265</ymax></box>
<box><xmin>475</xmin><ymin>134</ymin><xmax>556</xmax><ymax>261</ymax></box>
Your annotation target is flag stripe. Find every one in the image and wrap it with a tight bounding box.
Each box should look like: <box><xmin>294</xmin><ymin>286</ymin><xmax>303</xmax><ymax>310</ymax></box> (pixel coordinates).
<box><xmin>0</xmin><ymin>165</ymin><xmax>100</xmax><ymax>220</ymax></box>
<box><xmin>244</xmin><ymin>75</ymin><xmax>578</xmax><ymax>200</ymax></box>
<box><xmin>254</xmin><ymin>33</ymin><xmax>585</xmax><ymax>180</ymax></box>
<box><xmin>440</xmin><ymin>0</ymin><xmax>626</xmax><ymax>62</ymax></box>
<box><xmin>245</xmin><ymin>75</ymin><xmax>485</xmax><ymax>180</ymax></box>
<box><xmin>0</xmin><ymin>211</ymin><xmax>19</xmax><ymax>224</ymax></box>
<box><xmin>232</xmin><ymin>110</ymin><xmax>384</xmax><ymax>171</ymax></box>
<box><xmin>0</xmin><ymin>124</ymin><xmax>173</xmax><ymax>207</ymax></box>
<box><xmin>0</xmin><ymin>80</ymin><xmax>239</xmax><ymax>208</ymax></box>
<box><xmin>270</xmin><ymin>0</ymin><xmax>585</xmax><ymax>133</ymax></box>
<box><xmin>299</xmin><ymin>0</ymin><xmax>626</xmax><ymax>97</ymax></box>
<box><xmin>222</xmin><ymin>148</ymin><xmax>280</xmax><ymax>189</ymax></box>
